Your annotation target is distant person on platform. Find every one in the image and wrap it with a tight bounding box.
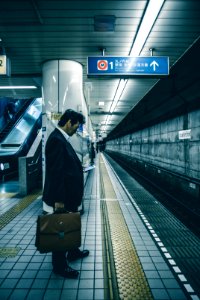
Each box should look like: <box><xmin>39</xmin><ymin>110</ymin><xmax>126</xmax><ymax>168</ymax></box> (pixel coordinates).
<box><xmin>42</xmin><ymin>109</ymin><xmax>89</xmax><ymax>278</ymax></box>
<box><xmin>90</xmin><ymin>142</ymin><xmax>96</xmax><ymax>165</ymax></box>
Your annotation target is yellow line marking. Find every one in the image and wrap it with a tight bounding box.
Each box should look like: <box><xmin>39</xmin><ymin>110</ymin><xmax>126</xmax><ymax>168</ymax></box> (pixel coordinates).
<box><xmin>100</xmin><ymin>156</ymin><xmax>153</xmax><ymax>300</ymax></box>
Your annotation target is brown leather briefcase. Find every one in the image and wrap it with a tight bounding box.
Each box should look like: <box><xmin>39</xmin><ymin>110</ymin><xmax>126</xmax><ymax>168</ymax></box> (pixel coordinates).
<box><xmin>35</xmin><ymin>212</ymin><xmax>81</xmax><ymax>253</ymax></box>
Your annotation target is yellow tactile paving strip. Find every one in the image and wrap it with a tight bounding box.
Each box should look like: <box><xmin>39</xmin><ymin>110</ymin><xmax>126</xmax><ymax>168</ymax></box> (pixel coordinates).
<box><xmin>0</xmin><ymin>190</ymin><xmax>41</xmax><ymax>230</ymax></box>
<box><xmin>100</xmin><ymin>157</ymin><xmax>153</xmax><ymax>300</ymax></box>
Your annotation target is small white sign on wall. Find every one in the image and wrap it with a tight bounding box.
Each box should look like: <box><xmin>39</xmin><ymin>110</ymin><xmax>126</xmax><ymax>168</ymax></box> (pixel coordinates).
<box><xmin>178</xmin><ymin>129</ymin><xmax>191</xmax><ymax>140</ymax></box>
<box><xmin>0</xmin><ymin>55</ymin><xmax>11</xmax><ymax>76</ymax></box>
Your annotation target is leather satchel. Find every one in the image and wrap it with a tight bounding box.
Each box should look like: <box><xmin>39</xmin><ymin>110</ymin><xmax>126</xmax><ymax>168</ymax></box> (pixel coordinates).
<box><xmin>35</xmin><ymin>212</ymin><xmax>81</xmax><ymax>253</ymax></box>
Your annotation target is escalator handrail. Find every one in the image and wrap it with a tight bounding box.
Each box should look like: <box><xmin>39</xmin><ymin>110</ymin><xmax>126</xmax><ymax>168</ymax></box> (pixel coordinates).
<box><xmin>0</xmin><ymin>98</ymin><xmax>36</xmax><ymax>142</ymax></box>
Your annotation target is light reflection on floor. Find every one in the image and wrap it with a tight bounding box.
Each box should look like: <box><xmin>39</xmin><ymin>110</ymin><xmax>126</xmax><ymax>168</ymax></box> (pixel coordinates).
<box><xmin>0</xmin><ymin>180</ymin><xmax>20</xmax><ymax>214</ymax></box>
<box><xmin>0</xmin><ymin>179</ymin><xmax>19</xmax><ymax>194</ymax></box>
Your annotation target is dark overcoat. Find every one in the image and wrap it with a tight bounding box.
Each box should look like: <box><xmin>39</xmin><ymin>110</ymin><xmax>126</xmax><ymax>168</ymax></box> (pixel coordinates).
<box><xmin>42</xmin><ymin>128</ymin><xmax>84</xmax><ymax>211</ymax></box>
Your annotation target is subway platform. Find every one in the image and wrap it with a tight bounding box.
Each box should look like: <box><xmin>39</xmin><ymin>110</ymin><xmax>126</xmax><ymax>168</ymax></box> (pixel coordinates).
<box><xmin>0</xmin><ymin>154</ymin><xmax>200</xmax><ymax>300</ymax></box>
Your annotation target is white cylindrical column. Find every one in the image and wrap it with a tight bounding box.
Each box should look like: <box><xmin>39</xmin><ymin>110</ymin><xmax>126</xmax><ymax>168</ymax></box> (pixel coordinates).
<box><xmin>41</xmin><ymin>60</ymin><xmax>86</xmax><ymax>180</ymax></box>
<box><xmin>42</xmin><ymin>59</ymin><xmax>85</xmax><ymax>115</ymax></box>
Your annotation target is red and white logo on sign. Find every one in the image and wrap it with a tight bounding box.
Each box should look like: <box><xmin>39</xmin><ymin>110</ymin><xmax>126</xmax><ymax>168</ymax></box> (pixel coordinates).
<box><xmin>97</xmin><ymin>60</ymin><xmax>108</xmax><ymax>71</ymax></box>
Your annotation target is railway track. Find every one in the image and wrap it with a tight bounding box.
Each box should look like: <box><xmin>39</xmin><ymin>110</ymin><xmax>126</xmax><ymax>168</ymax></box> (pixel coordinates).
<box><xmin>106</xmin><ymin>152</ymin><xmax>200</xmax><ymax>238</ymax></box>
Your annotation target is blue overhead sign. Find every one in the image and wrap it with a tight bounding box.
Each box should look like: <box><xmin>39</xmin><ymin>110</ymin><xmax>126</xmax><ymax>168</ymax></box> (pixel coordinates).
<box><xmin>87</xmin><ymin>56</ymin><xmax>169</xmax><ymax>77</ymax></box>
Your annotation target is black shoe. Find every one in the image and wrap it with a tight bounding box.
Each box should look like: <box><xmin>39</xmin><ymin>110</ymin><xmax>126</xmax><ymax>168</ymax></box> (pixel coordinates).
<box><xmin>53</xmin><ymin>265</ymin><xmax>79</xmax><ymax>278</ymax></box>
<box><xmin>67</xmin><ymin>249</ymin><xmax>89</xmax><ymax>262</ymax></box>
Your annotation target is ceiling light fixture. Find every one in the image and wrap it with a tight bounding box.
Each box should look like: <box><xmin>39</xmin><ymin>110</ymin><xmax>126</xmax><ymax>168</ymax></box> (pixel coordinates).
<box><xmin>130</xmin><ymin>0</ymin><xmax>165</xmax><ymax>56</ymax></box>
<box><xmin>107</xmin><ymin>0</ymin><xmax>165</xmax><ymax>123</ymax></box>
<box><xmin>110</xmin><ymin>79</ymin><xmax>127</xmax><ymax>113</ymax></box>
<box><xmin>0</xmin><ymin>86</ymin><xmax>37</xmax><ymax>89</ymax></box>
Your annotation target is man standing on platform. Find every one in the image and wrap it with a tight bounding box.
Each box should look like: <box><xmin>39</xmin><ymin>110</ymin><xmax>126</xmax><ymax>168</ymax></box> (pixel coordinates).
<box><xmin>42</xmin><ymin>109</ymin><xmax>89</xmax><ymax>278</ymax></box>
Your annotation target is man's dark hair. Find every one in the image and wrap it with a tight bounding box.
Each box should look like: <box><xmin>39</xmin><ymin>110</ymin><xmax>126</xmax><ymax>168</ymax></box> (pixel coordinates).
<box><xmin>58</xmin><ymin>109</ymin><xmax>85</xmax><ymax>126</ymax></box>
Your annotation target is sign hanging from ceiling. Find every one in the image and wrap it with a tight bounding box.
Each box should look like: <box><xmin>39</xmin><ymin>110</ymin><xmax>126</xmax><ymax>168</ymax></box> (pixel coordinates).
<box><xmin>87</xmin><ymin>56</ymin><xmax>169</xmax><ymax>77</ymax></box>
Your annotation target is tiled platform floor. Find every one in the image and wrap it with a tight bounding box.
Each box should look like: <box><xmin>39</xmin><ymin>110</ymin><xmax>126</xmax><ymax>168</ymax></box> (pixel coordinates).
<box><xmin>0</xmin><ymin>154</ymin><xmax>199</xmax><ymax>300</ymax></box>
<box><xmin>0</xmin><ymin>160</ymin><xmax>104</xmax><ymax>300</ymax></box>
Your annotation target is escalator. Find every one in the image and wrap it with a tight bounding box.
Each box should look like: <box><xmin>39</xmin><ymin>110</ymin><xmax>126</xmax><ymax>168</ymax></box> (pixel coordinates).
<box><xmin>0</xmin><ymin>98</ymin><xmax>34</xmax><ymax>143</ymax></box>
<box><xmin>0</xmin><ymin>98</ymin><xmax>42</xmax><ymax>181</ymax></box>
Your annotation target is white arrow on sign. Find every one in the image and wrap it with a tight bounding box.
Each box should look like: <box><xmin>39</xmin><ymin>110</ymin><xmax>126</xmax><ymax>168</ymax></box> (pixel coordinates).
<box><xmin>150</xmin><ymin>60</ymin><xmax>159</xmax><ymax>71</ymax></box>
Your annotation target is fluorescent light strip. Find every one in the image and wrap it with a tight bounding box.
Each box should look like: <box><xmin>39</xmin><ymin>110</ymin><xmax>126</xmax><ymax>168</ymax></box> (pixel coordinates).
<box><xmin>130</xmin><ymin>0</ymin><xmax>165</xmax><ymax>56</ymax></box>
<box><xmin>0</xmin><ymin>86</ymin><xmax>37</xmax><ymax>89</ymax></box>
<box><xmin>101</xmin><ymin>114</ymin><xmax>111</xmax><ymax>132</ymax></box>
<box><xmin>107</xmin><ymin>0</ymin><xmax>165</xmax><ymax>125</ymax></box>
<box><xmin>110</xmin><ymin>79</ymin><xmax>128</xmax><ymax>113</ymax></box>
